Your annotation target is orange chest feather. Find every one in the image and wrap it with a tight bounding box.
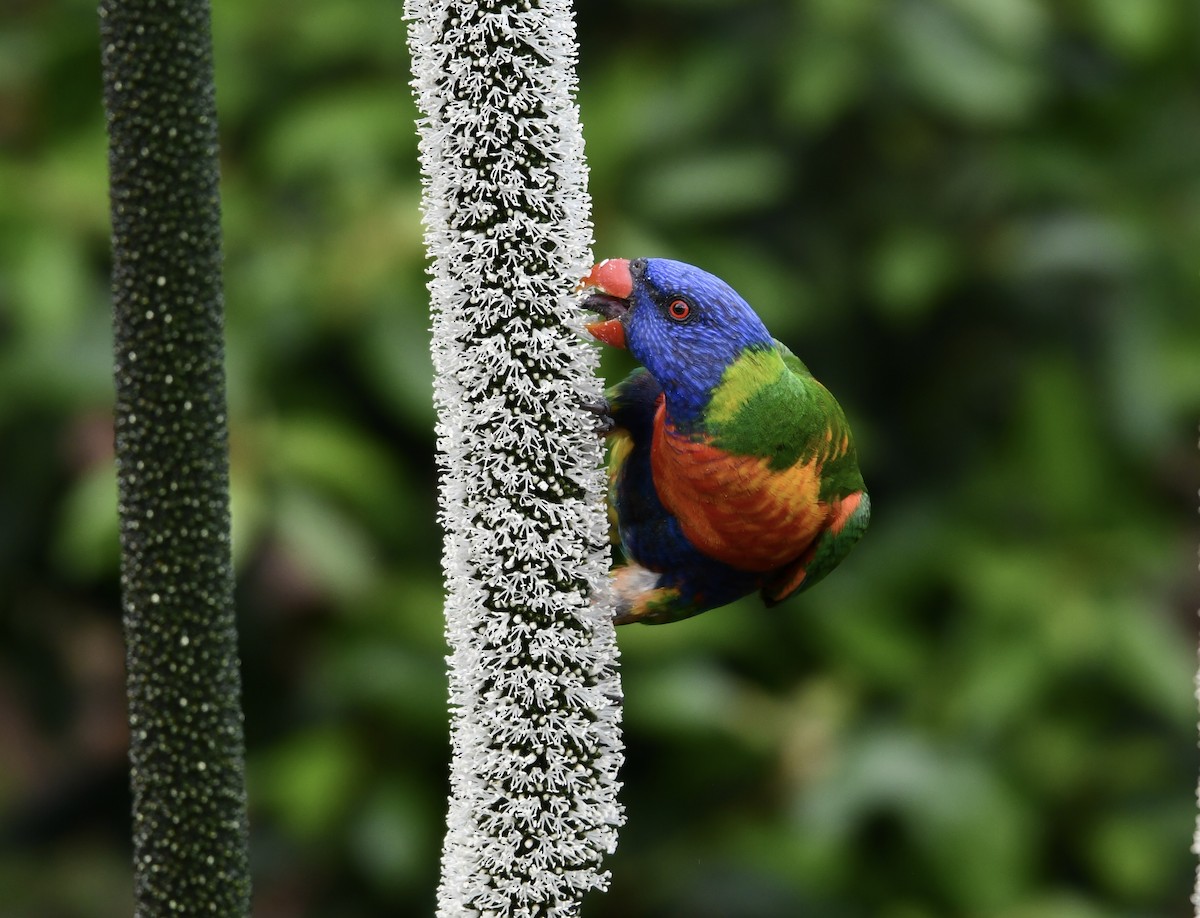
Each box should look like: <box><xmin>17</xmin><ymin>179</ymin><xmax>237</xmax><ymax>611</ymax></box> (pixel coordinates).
<box><xmin>651</xmin><ymin>406</ymin><xmax>828</xmax><ymax>572</ymax></box>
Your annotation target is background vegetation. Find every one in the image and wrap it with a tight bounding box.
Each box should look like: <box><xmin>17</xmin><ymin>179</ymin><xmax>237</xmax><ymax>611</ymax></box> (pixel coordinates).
<box><xmin>2</xmin><ymin>0</ymin><xmax>1197</xmax><ymax>915</ymax></box>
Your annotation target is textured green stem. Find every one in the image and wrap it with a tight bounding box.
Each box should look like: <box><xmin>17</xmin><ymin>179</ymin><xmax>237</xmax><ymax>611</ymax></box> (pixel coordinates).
<box><xmin>100</xmin><ymin>0</ymin><xmax>250</xmax><ymax>914</ymax></box>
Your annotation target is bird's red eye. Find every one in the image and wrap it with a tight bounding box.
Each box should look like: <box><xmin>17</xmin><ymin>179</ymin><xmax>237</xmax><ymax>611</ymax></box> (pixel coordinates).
<box><xmin>668</xmin><ymin>298</ymin><xmax>691</xmax><ymax>321</ymax></box>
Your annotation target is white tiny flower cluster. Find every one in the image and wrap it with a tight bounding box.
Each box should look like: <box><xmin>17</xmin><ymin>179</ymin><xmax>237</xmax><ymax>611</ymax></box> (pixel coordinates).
<box><xmin>406</xmin><ymin>2</ymin><xmax>623</xmax><ymax>916</ymax></box>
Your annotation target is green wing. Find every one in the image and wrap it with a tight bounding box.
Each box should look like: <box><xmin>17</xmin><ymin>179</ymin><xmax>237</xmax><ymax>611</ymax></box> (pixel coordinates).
<box><xmin>762</xmin><ymin>340</ymin><xmax>869</xmax><ymax>602</ymax></box>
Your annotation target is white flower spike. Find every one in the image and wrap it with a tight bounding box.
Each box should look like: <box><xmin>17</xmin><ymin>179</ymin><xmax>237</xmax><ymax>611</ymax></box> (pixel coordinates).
<box><xmin>405</xmin><ymin>2</ymin><xmax>623</xmax><ymax>915</ymax></box>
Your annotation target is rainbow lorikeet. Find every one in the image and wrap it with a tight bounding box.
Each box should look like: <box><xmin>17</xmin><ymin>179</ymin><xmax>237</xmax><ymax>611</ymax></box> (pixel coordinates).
<box><xmin>579</xmin><ymin>257</ymin><xmax>870</xmax><ymax>625</ymax></box>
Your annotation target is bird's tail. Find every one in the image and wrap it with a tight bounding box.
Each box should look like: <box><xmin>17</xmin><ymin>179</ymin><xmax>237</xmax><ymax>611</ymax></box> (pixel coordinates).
<box><xmin>611</xmin><ymin>560</ymin><xmax>759</xmax><ymax>625</ymax></box>
<box><xmin>612</xmin><ymin>563</ymin><xmax>678</xmax><ymax>625</ymax></box>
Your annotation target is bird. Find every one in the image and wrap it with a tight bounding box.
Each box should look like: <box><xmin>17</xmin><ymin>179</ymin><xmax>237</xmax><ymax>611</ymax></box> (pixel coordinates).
<box><xmin>578</xmin><ymin>257</ymin><xmax>870</xmax><ymax>625</ymax></box>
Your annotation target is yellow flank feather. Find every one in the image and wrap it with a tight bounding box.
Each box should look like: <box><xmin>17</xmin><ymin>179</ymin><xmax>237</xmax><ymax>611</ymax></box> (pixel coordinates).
<box><xmin>606</xmin><ymin>430</ymin><xmax>634</xmax><ymax>542</ymax></box>
<box><xmin>608</xmin><ymin>429</ymin><xmax>633</xmax><ymax>485</ymax></box>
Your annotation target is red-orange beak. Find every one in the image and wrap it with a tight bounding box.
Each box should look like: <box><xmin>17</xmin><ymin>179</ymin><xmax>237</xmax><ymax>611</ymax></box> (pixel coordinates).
<box><xmin>578</xmin><ymin>258</ymin><xmax>632</xmax><ymax>349</ymax></box>
<box><xmin>585</xmin><ymin>316</ymin><xmax>626</xmax><ymax>348</ymax></box>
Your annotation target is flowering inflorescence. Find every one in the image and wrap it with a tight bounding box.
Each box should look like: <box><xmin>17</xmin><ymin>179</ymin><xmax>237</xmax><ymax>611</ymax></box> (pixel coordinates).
<box><xmin>406</xmin><ymin>1</ymin><xmax>623</xmax><ymax>915</ymax></box>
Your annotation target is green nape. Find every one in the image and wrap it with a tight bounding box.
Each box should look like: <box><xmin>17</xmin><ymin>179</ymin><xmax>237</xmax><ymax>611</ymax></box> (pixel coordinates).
<box><xmin>704</xmin><ymin>346</ymin><xmax>787</xmax><ymax>426</ymax></box>
<box><xmin>703</xmin><ymin>342</ymin><xmax>858</xmax><ymax>480</ymax></box>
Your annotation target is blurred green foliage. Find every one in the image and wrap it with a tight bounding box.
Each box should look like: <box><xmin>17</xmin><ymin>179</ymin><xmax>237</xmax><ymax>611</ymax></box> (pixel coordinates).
<box><xmin>2</xmin><ymin>0</ymin><xmax>1198</xmax><ymax>915</ymax></box>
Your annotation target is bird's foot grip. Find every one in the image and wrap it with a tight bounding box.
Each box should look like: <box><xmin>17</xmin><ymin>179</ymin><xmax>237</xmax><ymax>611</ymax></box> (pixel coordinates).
<box><xmin>580</xmin><ymin>397</ymin><xmax>615</xmax><ymax>435</ymax></box>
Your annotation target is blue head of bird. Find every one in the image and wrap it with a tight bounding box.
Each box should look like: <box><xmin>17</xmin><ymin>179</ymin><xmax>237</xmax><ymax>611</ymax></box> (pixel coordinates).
<box><xmin>580</xmin><ymin>257</ymin><xmax>774</xmax><ymax>423</ymax></box>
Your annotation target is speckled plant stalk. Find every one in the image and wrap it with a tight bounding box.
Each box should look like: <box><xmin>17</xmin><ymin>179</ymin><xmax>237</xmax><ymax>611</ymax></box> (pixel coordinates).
<box><xmin>100</xmin><ymin>0</ymin><xmax>250</xmax><ymax>914</ymax></box>
<box><xmin>406</xmin><ymin>1</ymin><xmax>623</xmax><ymax>915</ymax></box>
<box><xmin>1195</xmin><ymin>642</ymin><xmax>1200</xmax><ymax>917</ymax></box>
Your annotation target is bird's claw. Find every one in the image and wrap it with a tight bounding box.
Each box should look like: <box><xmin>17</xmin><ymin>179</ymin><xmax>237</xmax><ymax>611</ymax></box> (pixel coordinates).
<box><xmin>580</xmin><ymin>397</ymin><xmax>615</xmax><ymax>436</ymax></box>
